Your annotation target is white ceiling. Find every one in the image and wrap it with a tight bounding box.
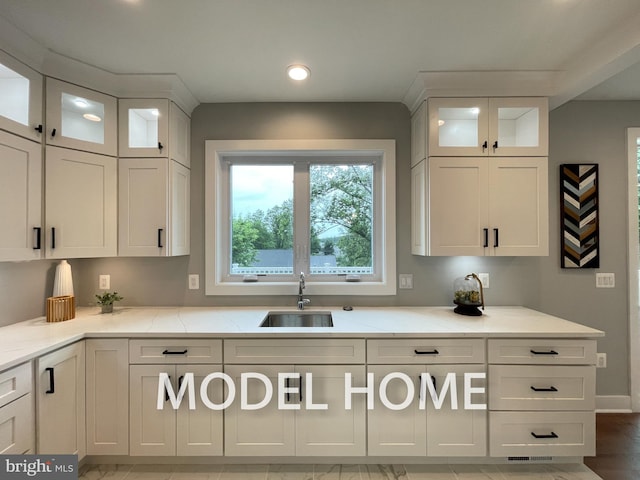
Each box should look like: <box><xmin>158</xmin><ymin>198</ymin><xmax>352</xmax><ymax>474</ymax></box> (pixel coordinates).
<box><xmin>1</xmin><ymin>0</ymin><xmax>640</xmax><ymax>109</ymax></box>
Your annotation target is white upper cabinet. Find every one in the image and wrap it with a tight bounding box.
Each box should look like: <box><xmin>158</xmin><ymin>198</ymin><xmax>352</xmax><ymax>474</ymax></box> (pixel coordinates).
<box><xmin>0</xmin><ymin>51</ymin><xmax>43</xmax><ymax>142</ymax></box>
<box><xmin>119</xmin><ymin>99</ymin><xmax>190</xmax><ymax>166</ymax></box>
<box><xmin>118</xmin><ymin>99</ymin><xmax>169</xmax><ymax>158</ymax></box>
<box><xmin>118</xmin><ymin>158</ymin><xmax>190</xmax><ymax>257</ymax></box>
<box><xmin>45</xmin><ymin>146</ymin><xmax>117</xmax><ymax>258</ymax></box>
<box><xmin>45</xmin><ymin>78</ymin><xmax>117</xmax><ymax>156</ymax></box>
<box><xmin>169</xmin><ymin>102</ymin><xmax>190</xmax><ymax>168</ymax></box>
<box><xmin>411</xmin><ymin>100</ymin><xmax>427</xmax><ymax>167</ymax></box>
<box><xmin>428</xmin><ymin>97</ymin><xmax>548</xmax><ymax>157</ymax></box>
<box><xmin>0</xmin><ymin>131</ymin><xmax>42</xmax><ymax>261</ymax></box>
<box><xmin>429</xmin><ymin>157</ymin><xmax>548</xmax><ymax>257</ymax></box>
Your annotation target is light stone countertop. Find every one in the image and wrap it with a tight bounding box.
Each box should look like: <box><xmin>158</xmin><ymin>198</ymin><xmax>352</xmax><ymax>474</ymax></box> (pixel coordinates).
<box><xmin>0</xmin><ymin>306</ymin><xmax>603</xmax><ymax>371</ymax></box>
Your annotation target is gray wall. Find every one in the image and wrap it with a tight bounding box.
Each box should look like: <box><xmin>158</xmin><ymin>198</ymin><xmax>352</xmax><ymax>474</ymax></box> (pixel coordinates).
<box><xmin>1</xmin><ymin>101</ymin><xmax>632</xmax><ymax>399</ymax></box>
<box><xmin>72</xmin><ymin>102</ymin><xmax>539</xmax><ymax>310</ymax></box>
<box><xmin>540</xmin><ymin>100</ymin><xmax>638</xmax><ymax>397</ymax></box>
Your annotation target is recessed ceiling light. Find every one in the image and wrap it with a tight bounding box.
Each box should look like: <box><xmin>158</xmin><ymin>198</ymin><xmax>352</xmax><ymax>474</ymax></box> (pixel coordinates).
<box><xmin>74</xmin><ymin>98</ymin><xmax>89</xmax><ymax>108</ymax></box>
<box><xmin>287</xmin><ymin>64</ymin><xmax>310</xmax><ymax>81</ymax></box>
<box><xmin>83</xmin><ymin>113</ymin><xmax>102</xmax><ymax>122</ymax></box>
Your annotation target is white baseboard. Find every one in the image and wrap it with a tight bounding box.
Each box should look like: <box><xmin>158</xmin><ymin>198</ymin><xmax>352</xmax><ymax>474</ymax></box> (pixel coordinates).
<box><xmin>596</xmin><ymin>395</ymin><xmax>633</xmax><ymax>412</ymax></box>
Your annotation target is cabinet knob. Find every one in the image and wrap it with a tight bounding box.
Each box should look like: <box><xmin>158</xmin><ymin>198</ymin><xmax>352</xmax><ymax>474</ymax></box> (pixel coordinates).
<box><xmin>34</xmin><ymin>124</ymin><xmax>43</xmax><ymax>133</ymax></box>
<box><xmin>158</xmin><ymin>142</ymin><xmax>164</xmax><ymax>151</ymax></box>
<box><xmin>493</xmin><ymin>140</ymin><xmax>498</xmax><ymax>151</ymax></box>
<box><xmin>482</xmin><ymin>141</ymin><xmax>488</xmax><ymax>152</ymax></box>
<box><xmin>51</xmin><ymin>128</ymin><xmax>57</xmax><ymax>138</ymax></box>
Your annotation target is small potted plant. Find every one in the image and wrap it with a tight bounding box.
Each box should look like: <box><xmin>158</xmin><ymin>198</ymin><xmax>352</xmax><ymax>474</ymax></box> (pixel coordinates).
<box><xmin>95</xmin><ymin>291</ymin><xmax>123</xmax><ymax>314</ymax></box>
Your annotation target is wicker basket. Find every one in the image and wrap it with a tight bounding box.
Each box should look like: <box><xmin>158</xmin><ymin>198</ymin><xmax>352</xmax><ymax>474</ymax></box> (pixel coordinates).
<box><xmin>46</xmin><ymin>295</ymin><xmax>76</xmax><ymax>322</ymax></box>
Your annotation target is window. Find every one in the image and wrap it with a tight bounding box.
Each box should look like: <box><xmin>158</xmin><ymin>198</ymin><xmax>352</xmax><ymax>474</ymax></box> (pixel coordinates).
<box><xmin>205</xmin><ymin>139</ymin><xmax>396</xmax><ymax>296</ymax></box>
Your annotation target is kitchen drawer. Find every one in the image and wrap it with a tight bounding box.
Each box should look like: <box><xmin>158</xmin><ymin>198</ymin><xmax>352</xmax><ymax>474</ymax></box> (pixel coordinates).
<box><xmin>489</xmin><ymin>411</ymin><xmax>595</xmax><ymax>457</ymax></box>
<box><xmin>224</xmin><ymin>339</ymin><xmax>365</xmax><ymax>364</ymax></box>
<box><xmin>367</xmin><ymin>339</ymin><xmax>485</xmax><ymax>364</ymax></box>
<box><xmin>129</xmin><ymin>339</ymin><xmax>222</xmax><ymax>364</ymax></box>
<box><xmin>0</xmin><ymin>393</ymin><xmax>34</xmax><ymax>454</ymax></box>
<box><xmin>0</xmin><ymin>362</ymin><xmax>32</xmax><ymax>409</ymax></box>
<box><xmin>489</xmin><ymin>365</ymin><xmax>595</xmax><ymax>411</ymax></box>
<box><xmin>488</xmin><ymin>339</ymin><xmax>596</xmax><ymax>365</ymax></box>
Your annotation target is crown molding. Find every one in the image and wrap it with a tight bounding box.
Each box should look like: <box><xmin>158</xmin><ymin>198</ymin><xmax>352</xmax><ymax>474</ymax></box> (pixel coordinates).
<box><xmin>402</xmin><ymin>70</ymin><xmax>558</xmax><ymax>111</ymax></box>
<box><xmin>0</xmin><ymin>15</ymin><xmax>198</xmax><ymax>115</ymax></box>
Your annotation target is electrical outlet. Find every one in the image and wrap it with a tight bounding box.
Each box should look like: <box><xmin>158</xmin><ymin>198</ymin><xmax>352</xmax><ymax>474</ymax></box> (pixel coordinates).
<box><xmin>188</xmin><ymin>274</ymin><xmax>200</xmax><ymax>290</ymax></box>
<box><xmin>99</xmin><ymin>274</ymin><xmax>110</xmax><ymax>290</ymax></box>
<box><xmin>478</xmin><ymin>273</ymin><xmax>490</xmax><ymax>288</ymax></box>
<box><xmin>399</xmin><ymin>274</ymin><xmax>413</xmax><ymax>289</ymax></box>
<box><xmin>596</xmin><ymin>353</ymin><xmax>607</xmax><ymax>368</ymax></box>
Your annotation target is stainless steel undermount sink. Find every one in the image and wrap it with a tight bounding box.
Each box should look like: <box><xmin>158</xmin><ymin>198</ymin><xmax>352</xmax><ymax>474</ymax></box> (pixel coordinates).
<box><xmin>260</xmin><ymin>311</ymin><xmax>334</xmax><ymax>327</ymax></box>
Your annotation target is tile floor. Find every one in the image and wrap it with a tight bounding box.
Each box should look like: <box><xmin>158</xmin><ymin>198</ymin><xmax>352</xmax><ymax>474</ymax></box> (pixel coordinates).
<box><xmin>78</xmin><ymin>463</ymin><xmax>602</xmax><ymax>480</ymax></box>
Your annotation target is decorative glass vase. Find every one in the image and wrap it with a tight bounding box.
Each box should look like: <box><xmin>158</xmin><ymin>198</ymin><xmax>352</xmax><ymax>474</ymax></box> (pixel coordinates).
<box><xmin>101</xmin><ymin>304</ymin><xmax>113</xmax><ymax>314</ymax></box>
<box><xmin>453</xmin><ymin>273</ymin><xmax>485</xmax><ymax>316</ymax></box>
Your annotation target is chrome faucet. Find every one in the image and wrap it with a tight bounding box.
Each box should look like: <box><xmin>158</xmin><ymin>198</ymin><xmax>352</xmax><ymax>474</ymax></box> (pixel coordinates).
<box><xmin>297</xmin><ymin>272</ymin><xmax>311</xmax><ymax>310</ymax></box>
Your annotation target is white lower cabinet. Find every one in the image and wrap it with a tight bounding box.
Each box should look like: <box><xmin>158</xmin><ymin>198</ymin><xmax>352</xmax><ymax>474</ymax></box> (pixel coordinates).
<box><xmin>129</xmin><ymin>364</ymin><xmax>223</xmax><ymax>456</ymax></box>
<box><xmin>86</xmin><ymin>339</ymin><xmax>129</xmax><ymax>455</ymax></box>
<box><xmin>0</xmin><ymin>362</ymin><xmax>34</xmax><ymax>454</ymax></box>
<box><xmin>36</xmin><ymin>341</ymin><xmax>85</xmax><ymax>457</ymax></box>
<box><xmin>489</xmin><ymin>411</ymin><xmax>595</xmax><ymax>457</ymax></box>
<box><xmin>367</xmin><ymin>364</ymin><xmax>486</xmax><ymax>457</ymax></box>
<box><xmin>487</xmin><ymin>339</ymin><xmax>596</xmax><ymax>457</ymax></box>
<box><xmin>224</xmin><ymin>364</ymin><xmax>366</xmax><ymax>457</ymax></box>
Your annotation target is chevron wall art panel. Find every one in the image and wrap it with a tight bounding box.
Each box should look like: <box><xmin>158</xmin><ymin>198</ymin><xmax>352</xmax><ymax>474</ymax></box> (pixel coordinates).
<box><xmin>560</xmin><ymin>164</ymin><xmax>599</xmax><ymax>268</ymax></box>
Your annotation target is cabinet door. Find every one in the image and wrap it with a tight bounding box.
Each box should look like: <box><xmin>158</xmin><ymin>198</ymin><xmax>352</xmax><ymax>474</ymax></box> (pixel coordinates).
<box><xmin>176</xmin><ymin>365</ymin><xmax>223</xmax><ymax>456</ymax></box>
<box><xmin>411</xmin><ymin>101</ymin><xmax>426</xmax><ymax>167</ymax></box>
<box><xmin>119</xmin><ymin>158</ymin><xmax>168</xmax><ymax>256</ymax></box>
<box><xmin>488</xmin><ymin>98</ymin><xmax>548</xmax><ymax>157</ymax></box>
<box><xmin>118</xmin><ymin>99</ymin><xmax>169</xmax><ymax>158</ymax></box>
<box><xmin>0</xmin><ymin>51</ymin><xmax>43</xmax><ymax>142</ymax></box>
<box><xmin>37</xmin><ymin>342</ymin><xmax>85</xmax><ymax>457</ymax></box>
<box><xmin>428</xmin><ymin>98</ymin><xmax>489</xmax><ymax>156</ymax></box>
<box><xmin>426</xmin><ymin>365</ymin><xmax>486</xmax><ymax>457</ymax></box>
<box><xmin>129</xmin><ymin>364</ymin><xmax>176</xmax><ymax>456</ymax></box>
<box><xmin>410</xmin><ymin>160</ymin><xmax>427</xmax><ymax>256</ymax></box>
<box><xmin>45</xmin><ymin>146</ymin><xmax>117</xmax><ymax>258</ymax></box>
<box><xmin>429</xmin><ymin>157</ymin><xmax>489</xmax><ymax>256</ymax></box>
<box><xmin>169</xmin><ymin>102</ymin><xmax>190</xmax><ymax>168</ymax></box>
<box><xmin>367</xmin><ymin>365</ymin><xmax>426</xmax><ymax>456</ymax></box>
<box><xmin>45</xmin><ymin>78</ymin><xmax>117</xmax><ymax>156</ymax></box>
<box><xmin>488</xmin><ymin>158</ymin><xmax>548</xmax><ymax>256</ymax></box>
<box><xmin>0</xmin><ymin>394</ymin><xmax>34</xmax><ymax>454</ymax></box>
<box><xmin>86</xmin><ymin>339</ymin><xmax>129</xmax><ymax>455</ymax></box>
<box><xmin>169</xmin><ymin>160</ymin><xmax>190</xmax><ymax>256</ymax></box>
<box><xmin>0</xmin><ymin>131</ymin><xmax>42</xmax><ymax>261</ymax></box>
<box><xmin>224</xmin><ymin>365</ymin><xmax>295</xmax><ymax>456</ymax></box>
<box><xmin>295</xmin><ymin>365</ymin><xmax>366</xmax><ymax>456</ymax></box>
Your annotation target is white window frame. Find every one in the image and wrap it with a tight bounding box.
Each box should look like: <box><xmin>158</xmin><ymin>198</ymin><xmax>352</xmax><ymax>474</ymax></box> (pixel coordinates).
<box><xmin>205</xmin><ymin>139</ymin><xmax>396</xmax><ymax>296</ymax></box>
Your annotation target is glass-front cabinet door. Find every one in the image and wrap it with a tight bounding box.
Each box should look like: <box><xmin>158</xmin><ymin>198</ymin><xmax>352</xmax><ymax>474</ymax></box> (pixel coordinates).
<box><xmin>428</xmin><ymin>97</ymin><xmax>548</xmax><ymax>157</ymax></box>
<box><xmin>118</xmin><ymin>99</ymin><xmax>169</xmax><ymax>158</ymax></box>
<box><xmin>45</xmin><ymin>78</ymin><xmax>117</xmax><ymax>156</ymax></box>
<box><xmin>488</xmin><ymin>97</ymin><xmax>548</xmax><ymax>156</ymax></box>
<box><xmin>0</xmin><ymin>51</ymin><xmax>43</xmax><ymax>142</ymax></box>
<box><xmin>428</xmin><ymin>98</ymin><xmax>489</xmax><ymax>156</ymax></box>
